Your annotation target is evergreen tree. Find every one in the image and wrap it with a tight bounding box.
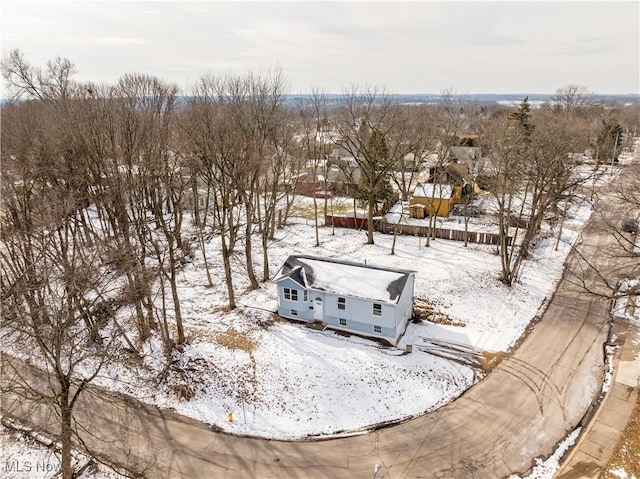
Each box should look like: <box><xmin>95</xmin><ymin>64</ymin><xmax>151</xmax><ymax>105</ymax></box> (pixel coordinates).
<box><xmin>366</xmin><ymin>129</ymin><xmax>389</xmax><ymax>166</ymax></box>
<box><xmin>357</xmin><ymin>129</ymin><xmax>392</xmax><ymax>211</ymax></box>
<box><xmin>510</xmin><ymin>96</ymin><xmax>533</xmax><ymax>136</ymax></box>
<box><xmin>597</xmin><ymin>117</ymin><xmax>623</xmax><ymax>162</ymax></box>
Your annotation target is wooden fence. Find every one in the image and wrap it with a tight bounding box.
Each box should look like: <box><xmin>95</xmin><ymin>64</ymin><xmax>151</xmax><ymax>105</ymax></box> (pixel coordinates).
<box><xmin>325</xmin><ymin>215</ymin><xmax>511</xmax><ymax>246</ymax></box>
<box><xmin>324</xmin><ymin>215</ymin><xmax>369</xmax><ymax>230</ymax></box>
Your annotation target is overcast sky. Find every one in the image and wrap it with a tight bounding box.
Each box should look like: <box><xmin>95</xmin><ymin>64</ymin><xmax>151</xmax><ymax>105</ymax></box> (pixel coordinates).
<box><xmin>2</xmin><ymin>1</ymin><xmax>639</xmax><ymax>95</ymax></box>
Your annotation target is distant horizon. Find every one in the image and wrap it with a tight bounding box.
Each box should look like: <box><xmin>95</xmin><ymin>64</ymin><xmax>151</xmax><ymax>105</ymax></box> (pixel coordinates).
<box><xmin>3</xmin><ymin>92</ymin><xmax>639</xmax><ymax>104</ymax></box>
<box><xmin>283</xmin><ymin>92</ymin><xmax>640</xmax><ymax>97</ymax></box>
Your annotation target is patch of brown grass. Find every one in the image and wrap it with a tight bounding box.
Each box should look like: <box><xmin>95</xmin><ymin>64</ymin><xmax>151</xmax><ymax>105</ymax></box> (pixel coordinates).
<box><xmin>602</xmin><ymin>395</ymin><xmax>640</xmax><ymax>478</ymax></box>
<box><xmin>214</xmin><ymin>329</ymin><xmax>256</xmax><ymax>353</ymax></box>
<box><xmin>291</xmin><ymin>197</ymin><xmax>355</xmax><ymax>219</ymax></box>
<box><xmin>480</xmin><ymin>351</ymin><xmax>507</xmax><ymax>373</ymax></box>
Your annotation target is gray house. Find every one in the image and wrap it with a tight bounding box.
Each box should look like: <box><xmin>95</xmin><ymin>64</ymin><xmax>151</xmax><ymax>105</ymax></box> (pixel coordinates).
<box><xmin>274</xmin><ymin>255</ymin><xmax>416</xmax><ymax>346</ymax></box>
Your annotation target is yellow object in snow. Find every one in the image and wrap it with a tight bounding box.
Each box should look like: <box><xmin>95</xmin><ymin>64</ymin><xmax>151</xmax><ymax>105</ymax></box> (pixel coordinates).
<box><xmin>228</xmin><ymin>412</ymin><xmax>233</xmax><ymax>422</ymax></box>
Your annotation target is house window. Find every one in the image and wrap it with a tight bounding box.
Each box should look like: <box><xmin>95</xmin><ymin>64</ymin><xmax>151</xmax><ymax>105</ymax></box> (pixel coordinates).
<box><xmin>338</xmin><ymin>297</ymin><xmax>346</xmax><ymax>310</ymax></box>
<box><xmin>373</xmin><ymin>303</ymin><xmax>382</xmax><ymax>317</ymax></box>
<box><xmin>284</xmin><ymin>288</ymin><xmax>298</xmax><ymax>301</ymax></box>
<box><xmin>291</xmin><ymin>309</ymin><xmax>298</xmax><ymax>316</ymax></box>
<box><xmin>303</xmin><ymin>290</ymin><xmax>308</xmax><ymax>302</ymax></box>
<box><xmin>339</xmin><ymin>318</ymin><xmax>347</xmax><ymax>326</ymax></box>
<box><xmin>374</xmin><ymin>325</ymin><xmax>382</xmax><ymax>334</ymax></box>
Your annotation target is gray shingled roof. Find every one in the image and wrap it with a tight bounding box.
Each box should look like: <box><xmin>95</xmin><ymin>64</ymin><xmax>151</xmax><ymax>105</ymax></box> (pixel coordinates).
<box><xmin>275</xmin><ymin>255</ymin><xmax>415</xmax><ymax>304</ymax></box>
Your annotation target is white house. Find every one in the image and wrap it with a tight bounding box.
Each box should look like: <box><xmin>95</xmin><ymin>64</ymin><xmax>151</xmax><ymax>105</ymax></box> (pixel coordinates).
<box><xmin>274</xmin><ymin>255</ymin><xmax>416</xmax><ymax>346</ymax></box>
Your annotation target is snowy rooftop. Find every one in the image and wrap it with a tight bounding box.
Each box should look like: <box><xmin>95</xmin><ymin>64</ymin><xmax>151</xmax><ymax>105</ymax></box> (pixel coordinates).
<box><xmin>276</xmin><ymin>255</ymin><xmax>415</xmax><ymax>303</ymax></box>
<box><xmin>413</xmin><ymin>183</ymin><xmax>453</xmax><ymax>198</ymax></box>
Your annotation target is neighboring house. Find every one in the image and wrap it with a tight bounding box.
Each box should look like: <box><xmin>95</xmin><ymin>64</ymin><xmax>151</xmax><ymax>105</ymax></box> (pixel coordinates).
<box><xmin>185</xmin><ymin>187</ymin><xmax>209</xmax><ymax>212</ymax></box>
<box><xmin>274</xmin><ymin>255</ymin><xmax>416</xmax><ymax>346</ymax></box>
<box><xmin>409</xmin><ymin>183</ymin><xmax>462</xmax><ymax>218</ymax></box>
<box><xmin>294</xmin><ymin>161</ymin><xmax>361</xmax><ymax>197</ymax></box>
<box><xmin>429</xmin><ymin>161</ymin><xmax>472</xmax><ymax>188</ymax></box>
<box><xmin>449</xmin><ymin>146</ymin><xmax>481</xmax><ymax>165</ymax></box>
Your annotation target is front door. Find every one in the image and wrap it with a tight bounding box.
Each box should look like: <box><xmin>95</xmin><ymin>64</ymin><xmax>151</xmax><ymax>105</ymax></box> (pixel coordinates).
<box><xmin>313</xmin><ymin>297</ymin><xmax>323</xmax><ymax>321</ymax></box>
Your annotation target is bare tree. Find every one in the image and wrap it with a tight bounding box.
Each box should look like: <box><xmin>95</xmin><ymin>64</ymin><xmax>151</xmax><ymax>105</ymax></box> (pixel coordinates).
<box><xmin>212</xmin><ymin>69</ymin><xmax>288</xmax><ymax>287</ymax></box>
<box><xmin>0</xmin><ymin>219</ymin><xmax>121</xmax><ymax>479</ymax></box>
<box><xmin>389</xmin><ymin>105</ymin><xmax>434</xmax><ymax>199</ymax></box>
<box><xmin>94</xmin><ymin>75</ymin><xmax>179</xmax><ymax>349</ymax></box>
<box><xmin>118</xmin><ymin>74</ymin><xmax>185</xmax><ymax>346</ymax></box>
<box><xmin>481</xmin><ymin>104</ymin><xmax>531</xmax><ymax>285</ymax></box>
<box><xmin>1</xmin><ymin>48</ymin><xmax>77</xmax><ymax>101</ymax></box>
<box><xmin>551</xmin><ymin>84</ymin><xmax>594</xmax><ymax>117</ymax></box>
<box><xmin>333</xmin><ymin>86</ymin><xmax>410</xmax><ymax>244</ymax></box>
<box><xmin>422</xmin><ymin>91</ymin><xmax>473</xmax><ymax>246</ymax></box>
<box><xmin>599</xmin><ymin>151</ymin><xmax>640</xmax><ymax>260</ymax></box>
<box><xmin>0</xmin><ymin>85</ymin><xmax>134</xmax><ymax>478</ymax></box>
<box><xmin>258</xmin><ymin>115</ymin><xmax>296</xmax><ymax>280</ymax></box>
<box><xmin>297</xmin><ymin>89</ymin><xmax>330</xmax><ymax>247</ymax></box>
<box><xmin>482</xmin><ymin>97</ymin><xmax>595</xmax><ymax>285</ymax></box>
<box><xmin>181</xmin><ymin>78</ymin><xmax>249</xmax><ymax>309</ymax></box>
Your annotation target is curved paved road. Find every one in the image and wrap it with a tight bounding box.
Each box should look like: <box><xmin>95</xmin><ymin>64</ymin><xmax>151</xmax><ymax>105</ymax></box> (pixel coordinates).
<box><xmin>3</xmin><ymin>174</ymin><xmax>635</xmax><ymax>479</ymax></box>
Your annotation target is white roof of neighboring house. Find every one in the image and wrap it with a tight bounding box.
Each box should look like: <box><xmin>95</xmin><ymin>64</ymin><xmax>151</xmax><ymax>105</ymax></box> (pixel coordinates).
<box><xmin>450</xmin><ymin>146</ymin><xmax>481</xmax><ymax>162</ymax></box>
<box><xmin>413</xmin><ymin>183</ymin><xmax>453</xmax><ymax>199</ymax></box>
<box><xmin>275</xmin><ymin>255</ymin><xmax>415</xmax><ymax>304</ymax></box>
<box><xmin>423</xmin><ymin>153</ymin><xmax>440</xmax><ymax>168</ymax></box>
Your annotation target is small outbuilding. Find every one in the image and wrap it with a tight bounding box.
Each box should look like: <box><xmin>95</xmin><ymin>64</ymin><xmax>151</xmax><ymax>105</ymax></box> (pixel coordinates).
<box><xmin>274</xmin><ymin>255</ymin><xmax>416</xmax><ymax>346</ymax></box>
<box><xmin>409</xmin><ymin>183</ymin><xmax>462</xmax><ymax>218</ymax></box>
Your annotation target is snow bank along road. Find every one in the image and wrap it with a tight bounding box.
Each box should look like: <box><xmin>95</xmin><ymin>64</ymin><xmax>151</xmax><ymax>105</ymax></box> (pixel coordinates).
<box><xmin>1</xmin><ymin>179</ymin><xmax>633</xmax><ymax>479</ymax></box>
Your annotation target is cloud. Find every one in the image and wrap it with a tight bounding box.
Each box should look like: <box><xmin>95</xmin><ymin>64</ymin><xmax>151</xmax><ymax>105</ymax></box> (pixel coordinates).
<box><xmin>1</xmin><ymin>1</ymin><xmax>637</xmax><ymax>94</ymax></box>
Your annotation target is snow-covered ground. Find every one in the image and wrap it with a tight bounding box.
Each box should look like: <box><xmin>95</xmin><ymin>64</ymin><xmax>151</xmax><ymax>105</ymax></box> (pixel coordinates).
<box><xmin>507</xmin><ymin>427</ymin><xmax>582</xmax><ymax>479</ymax></box>
<box><xmin>6</xmin><ymin>145</ymin><xmax>635</xmax><ymax>443</ymax></box>
<box><xmin>0</xmin><ymin>421</ymin><xmax>124</xmax><ymax>479</ymax></box>
<box><xmin>78</xmin><ymin>180</ymin><xmax>601</xmax><ymax>440</ymax></box>
<box><xmin>608</xmin><ymin>468</ymin><xmax>639</xmax><ymax>479</ymax></box>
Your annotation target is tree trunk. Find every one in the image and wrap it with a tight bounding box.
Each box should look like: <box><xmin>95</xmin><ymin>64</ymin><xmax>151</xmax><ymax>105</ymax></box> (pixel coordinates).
<box><xmin>194</xmin><ymin>181</ymin><xmax>213</xmax><ymax>287</ymax></box>
<box><xmin>261</xmin><ymin>230</ymin><xmax>270</xmax><ymax>282</ymax></box>
<box><xmin>158</xmin><ymin>272</ymin><xmax>171</xmax><ymax>350</ymax></box>
<box><xmin>60</xmin><ymin>387</ymin><xmax>73</xmax><ymax>479</ymax></box>
<box><xmin>313</xmin><ymin>193</ymin><xmax>320</xmax><ymax>247</ymax></box>
<box><xmin>243</xmin><ymin>199</ymin><xmax>259</xmax><ymax>290</ymax></box>
<box><xmin>220</xmin><ymin>232</ymin><xmax>236</xmax><ymax>310</ymax></box>
<box><xmin>167</xmin><ymin>239</ymin><xmax>185</xmax><ymax>344</ymax></box>
<box><xmin>391</xmin><ymin>222</ymin><xmax>398</xmax><ymax>255</ymax></box>
<box><xmin>367</xmin><ymin>193</ymin><xmax>375</xmax><ymax>244</ymax></box>
<box><xmin>464</xmin><ymin>214</ymin><xmax>470</xmax><ymax>247</ymax></box>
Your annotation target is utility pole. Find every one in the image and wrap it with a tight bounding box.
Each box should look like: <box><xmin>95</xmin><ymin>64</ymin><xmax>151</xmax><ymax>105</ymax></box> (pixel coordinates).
<box><xmin>611</xmin><ymin>130</ymin><xmax>620</xmax><ymax>167</ymax></box>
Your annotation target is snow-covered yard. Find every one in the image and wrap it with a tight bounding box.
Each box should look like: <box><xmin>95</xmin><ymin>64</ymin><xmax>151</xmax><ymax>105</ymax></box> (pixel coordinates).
<box><xmin>0</xmin><ymin>420</ymin><xmax>123</xmax><ymax>479</ymax></box>
<box><xmin>78</xmin><ymin>182</ymin><xmax>599</xmax><ymax>440</ymax></box>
